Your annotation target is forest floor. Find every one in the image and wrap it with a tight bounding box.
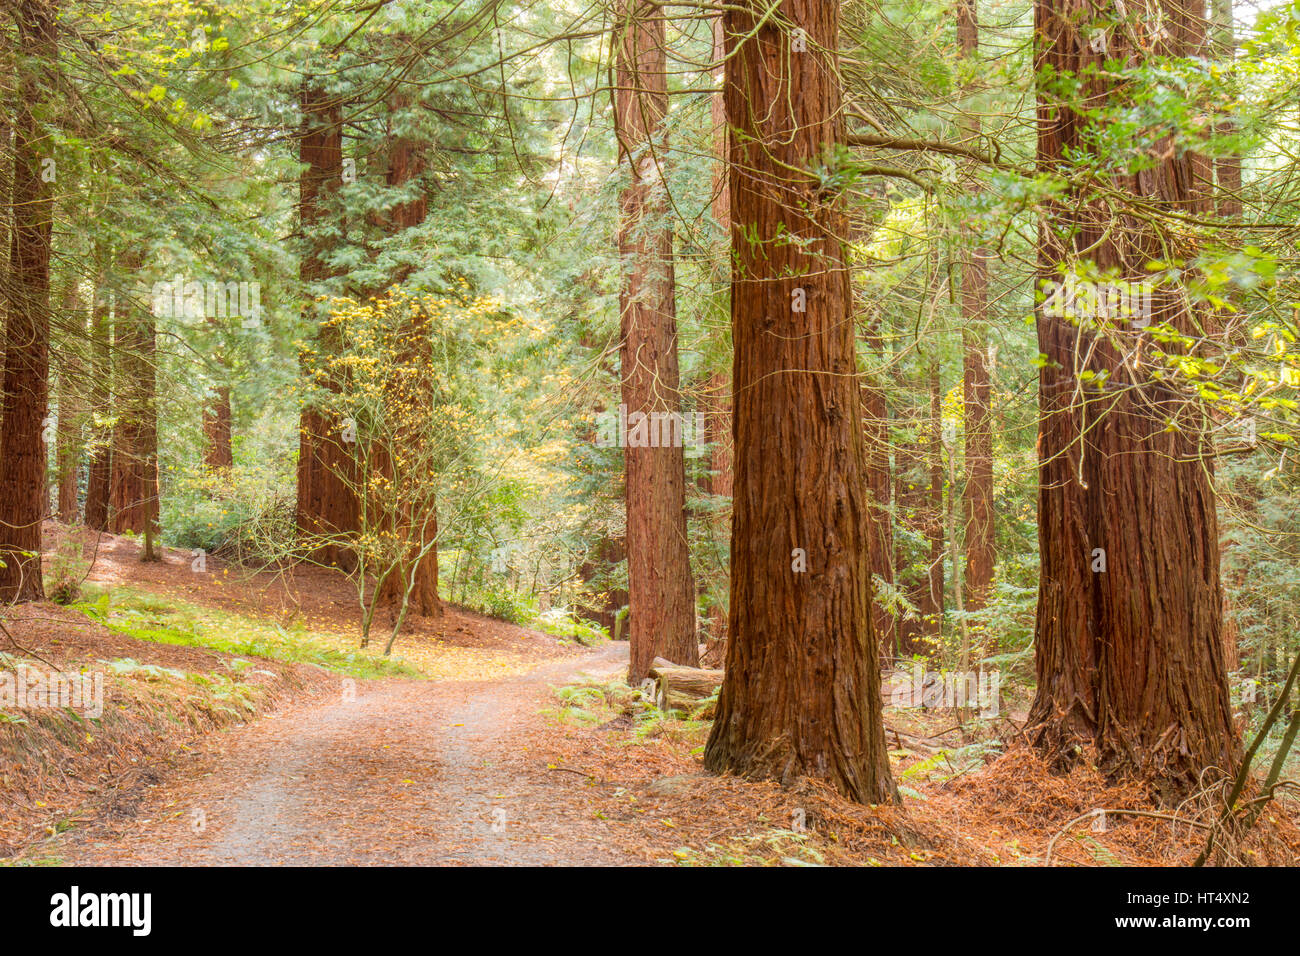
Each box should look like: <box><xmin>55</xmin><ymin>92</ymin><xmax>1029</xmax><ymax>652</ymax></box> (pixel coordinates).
<box><xmin>3</xmin><ymin>525</ymin><xmax>1299</xmax><ymax>866</ymax></box>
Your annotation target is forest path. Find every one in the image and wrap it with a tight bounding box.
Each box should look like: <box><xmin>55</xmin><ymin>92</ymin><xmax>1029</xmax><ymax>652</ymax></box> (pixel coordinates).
<box><xmin>51</xmin><ymin>641</ymin><xmax>636</xmax><ymax>866</ymax></box>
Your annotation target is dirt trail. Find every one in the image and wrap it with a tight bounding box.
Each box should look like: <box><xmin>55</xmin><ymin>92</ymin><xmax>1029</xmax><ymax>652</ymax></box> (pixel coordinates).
<box><xmin>51</xmin><ymin>643</ymin><xmax>637</xmax><ymax>866</ymax></box>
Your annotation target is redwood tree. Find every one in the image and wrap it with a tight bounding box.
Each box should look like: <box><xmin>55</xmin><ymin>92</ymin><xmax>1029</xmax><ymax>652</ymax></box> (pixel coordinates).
<box><xmin>1028</xmin><ymin>0</ymin><xmax>1237</xmax><ymax>794</ymax></box>
<box><xmin>108</xmin><ymin>249</ymin><xmax>160</xmax><ymax>561</ymax></box>
<box><xmin>295</xmin><ymin>83</ymin><xmax>358</xmax><ymax>572</ymax></box>
<box><xmin>55</xmin><ymin>286</ymin><xmax>86</xmax><ymax>523</ymax></box>
<box><xmin>860</xmin><ymin>330</ymin><xmax>895</xmax><ymax>661</ymax></box>
<box><xmin>84</xmin><ymin>277</ymin><xmax>113</xmax><ymax>531</ymax></box>
<box><xmin>202</xmin><ymin>344</ymin><xmax>233</xmax><ymax>473</ymax></box>
<box><xmin>703</xmin><ymin>0</ymin><xmax>896</xmax><ymax>803</ymax></box>
<box><xmin>372</xmin><ymin>91</ymin><xmax>440</xmax><ymax>619</ymax></box>
<box><xmin>705</xmin><ymin>11</ymin><xmax>733</xmax><ymax>506</ymax></box>
<box><xmin>614</xmin><ymin>1</ymin><xmax>697</xmax><ymax>681</ymax></box>
<box><xmin>0</xmin><ymin>0</ymin><xmax>57</xmax><ymax>602</ymax></box>
<box><xmin>958</xmin><ymin>0</ymin><xmax>994</xmax><ymax>613</ymax></box>
<box><xmin>202</xmin><ymin>387</ymin><xmax>233</xmax><ymax>470</ymax></box>
<box><xmin>702</xmin><ymin>11</ymin><xmax>733</xmax><ymax>647</ymax></box>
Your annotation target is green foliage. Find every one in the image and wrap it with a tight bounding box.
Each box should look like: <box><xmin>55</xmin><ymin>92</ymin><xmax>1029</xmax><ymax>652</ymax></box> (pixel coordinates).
<box><xmin>531</xmin><ymin>608</ymin><xmax>607</xmax><ymax>647</ymax></box>
<box><xmin>45</xmin><ymin>530</ymin><xmax>91</xmax><ymax>606</ymax></box>
<box><xmin>162</xmin><ymin>464</ymin><xmax>294</xmax><ymax>562</ymax></box>
<box><xmin>73</xmin><ymin>585</ymin><xmax>420</xmax><ymax>680</ymax></box>
<box><xmin>24</xmin><ymin>0</ymin><xmax>1300</xmax><ymax>751</ymax></box>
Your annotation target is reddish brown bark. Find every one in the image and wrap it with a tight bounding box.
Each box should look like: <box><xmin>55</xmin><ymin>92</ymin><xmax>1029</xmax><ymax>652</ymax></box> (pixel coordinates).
<box><xmin>295</xmin><ymin>84</ymin><xmax>358</xmax><ymax>572</ymax></box>
<box><xmin>373</xmin><ymin>93</ymin><xmax>441</xmax><ymax>619</ymax></box>
<box><xmin>860</xmin><ymin>328</ymin><xmax>895</xmax><ymax>662</ymax></box>
<box><xmin>1028</xmin><ymin>0</ymin><xmax>1237</xmax><ymax>793</ymax></box>
<box><xmin>108</xmin><ymin>250</ymin><xmax>159</xmax><ymax>561</ymax></box>
<box><xmin>54</xmin><ymin>284</ymin><xmax>86</xmax><ymax>523</ymax></box>
<box><xmin>957</xmin><ymin>0</ymin><xmax>995</xmax><ymax>612</ymax></box>
<box><xmin>703</xmin><ymin>0</ymin><xmax>896</xmax><ymax>803</ymax></box>
<box><xmin>614</xmin><ymin>1</ymin><xmax>698</xmax><ymax>682</ymax></box>
<box><xmin>702</xmin><ymin>14</ymin><xmax>733</xmax><ymax>646</ymax></box>
<box><xmin>0</xmin><ymin>0</ymin><xmax>56</xmax><ymax>602</ymax></box>
<box><xmin>1210</xmin><ymin>0</ymin><xmax>1244</xmax><ymax>671</ymax></box>
<box><xmin>84</xmin><ymin>277</ymin><xmax>113</xmax><ymax>531</ymax></box>
<box><xmin>84</xmin><ymin>280</ymin><xmax>112</xmax><ymax>531</ymax></box>
<box><xmin>709</xmin><ymin>12</ymin><xmax>730</xmax><ymax>244</ymax></box>
<box><xmin>703</xmin><ymin>369</ymin><xmax>733</xmax><ymax>501</ymax></box>
<box><xmin>961</xmin><ymin>324</ymin><xmax>994</xmax><ymax>610</ymax></box>
<box><xmin>925</xmin><ymin>362</ymin><xmax>945</xmax><ymax>632</ymax></box>
<box><xmin>203</xmin><ymin>385</ymin><xmax>233</xmax><ymax>471</ymax></box>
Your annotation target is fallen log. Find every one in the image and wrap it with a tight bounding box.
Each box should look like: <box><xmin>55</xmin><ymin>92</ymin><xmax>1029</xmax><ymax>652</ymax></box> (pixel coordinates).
<box><xmin>647</xmin><ymin>660</ymin><xmax>724</xmax><ymax>716</ymax></box>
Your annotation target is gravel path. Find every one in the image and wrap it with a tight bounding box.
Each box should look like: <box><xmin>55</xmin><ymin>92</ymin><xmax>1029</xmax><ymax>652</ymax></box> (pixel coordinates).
<box><xmin>53</xmin><ymin>643</ymin><xmax>636</xmax><ymax>866</ymax></box>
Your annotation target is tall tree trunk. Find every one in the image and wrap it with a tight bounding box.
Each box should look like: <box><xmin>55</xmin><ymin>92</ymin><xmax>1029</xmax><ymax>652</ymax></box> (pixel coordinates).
<box><xmin>202</xmin><ymin>383</ymin><xmax>233</xmax><ymax>470</ymax></box>
<box><xmin>861</xmin><ymin>343</ymin><xmax>895</xmax><ymax>662</ymax></box>
<box><xmin>614</xmin><ymin>1</ymin><xmax>697</xmax><ymax>681</ymax></box>
<box><xmin>0</xmin><ymin>0</ymin><xmax>56</xmax><ymax>602</ymax></box>
<box><xmin>1028</xmin><ymin>0</ymin><xmax>1237</xmax><ymax>794</ymax></box>
<box><xmin>295</xmin><ymin>84</ymin><xmax>357</xmax><ymax>572</ymax></box>
<box><xmin>1211</xmin><ymin>0</ymin><xmax>1241</xmax><ymax>220</ymax></box>
<box><xmin>84</xmin><ymin>273</ymin><xmax>112</xmax><ymax>531</ymax></box>
<box><xmin>704</xmin><ymin>374</ymin><xmax>732</xmax><ymax>500</ymax></box>
<box><xmin>1210</xmin><ymin>0</ymin><xmax>1243</xmax><ymax>672</ymax></box>
<box><xmin>703</xmin><ymin>0</ymin><xmax>896</xmax><ymax>803</ymax></box>
<box><xmin>924</xmin><ymin>360</ymin><xmax>945</xmax><ymax>634</ymax></box>
<box><xmin>703</xmin><ymin>11</ymin><xmax>733</xmax><ymax>647</ymax></box>
<box><xmin>55</xmin><ymin>285</ymin><xmax>85</xmax><ymax>522</ymax></box>
<box><xmin>704</xmin><ymin>12</ymin><xmax>733</xmax><ymax>492</ymax></box>
<box><xmin>374</xmin><ymin>91</ymin><xmax>440</xmax><ymax>619</ymax></box>
<box><xmin>957</xmin><ymin>0</ymin><xmax>995</xmax><ymax>613</ymax></box>
<box><xmin>196</xmin><ymin>283</ymin><xmax>240</xmax><ymax>479</ymax></box>
<box><xmin>108</xmin><ymin>249</ymin><xmax>159</xmax><ymax>561</ymax></box>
